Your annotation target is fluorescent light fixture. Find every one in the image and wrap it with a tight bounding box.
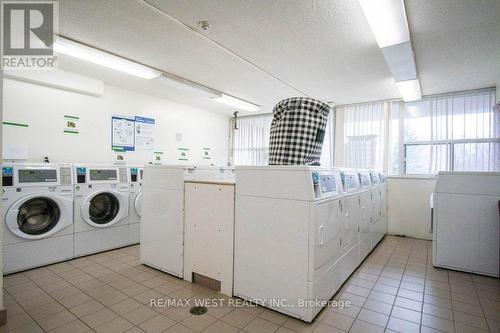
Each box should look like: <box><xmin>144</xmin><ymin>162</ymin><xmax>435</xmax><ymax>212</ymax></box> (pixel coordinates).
<box><xmin>212</xmin><ymin>94</ymin><xmax>261</xmax><ymax>112</ymax></box>
<box><xmin>381</xmin><ymin>42</ymin><xmax>417</xmax><ymax>81</ymax></box>
<box><xmin>159</xmin><ymin>73</ymin><xmax>221</xmax><ymax>98</ymax></box>
<box><xmin>358</xmin><ymin>0</ymin><xmax>410</xmax><ymax>48</ymax></box>
<box><xmin>54</xmin><ymin>37</ymin><xmax>161</xmax><ymax>79</ymax></box>
<box><xmin>396</xmin><ymin>79</ymin><xmax>421</xmax><ymax>102</ymax></box>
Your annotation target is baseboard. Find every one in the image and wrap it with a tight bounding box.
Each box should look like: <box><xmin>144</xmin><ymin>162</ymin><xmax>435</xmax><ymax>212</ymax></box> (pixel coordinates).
<box><xmin>0</xmin><ymin>308</ymin><xmax>7</xmax><ymax>326</ymax></box>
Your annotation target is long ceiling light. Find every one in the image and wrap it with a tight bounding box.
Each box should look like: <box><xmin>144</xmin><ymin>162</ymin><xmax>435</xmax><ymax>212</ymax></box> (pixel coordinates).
<box><xmin>212</xmin><ymin>94</ymin><xmax>261</xmax><ymax>112</ymax></box>
<box><xmin>396</xmin><ymin>79</ymin><xmax>421</xmax><ymax>102</ymax></box>
<box><xmin>54</xmin><ymin>37</ymin><xmax>161</xmax><ymax>79</ymax></box>
<box><xmin>55</xmin><ymin>36</ymin><xmax>261</xmax><ymax>112</ymax></box>
<box><xmin>359</xmin><ymin>0</ymin><xmax>422</xmax><ymax>102</ymax></box>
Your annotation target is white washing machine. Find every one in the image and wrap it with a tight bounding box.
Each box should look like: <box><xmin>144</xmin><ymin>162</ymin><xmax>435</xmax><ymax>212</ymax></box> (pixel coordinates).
<box><xmin>127</xmin><ymin>165</ymin><xmax>144</xmax><ymax>245</ymax></box>
<box><xmin>357</xmin><ymin>170</ymin><xmax>374</xmax><ymax>260</ymax></box>
<box><xmin>73</xmin><ymin>165</ymin><xmax>130</xmax><ymax>257</ymax></box>
<box><xmin>1</xmin><ymin>163</ymin><xmax>74</xmax><ymax>274</ymax></box>
<box><xmin>234</xmin><ymin>166</ymin><xmax>366</xmax><ymax>322</ymax></box>
<box><xmin>140</xmin><ymin>165</ymin><xmax>233</xmax><ymax>278</ymax></box>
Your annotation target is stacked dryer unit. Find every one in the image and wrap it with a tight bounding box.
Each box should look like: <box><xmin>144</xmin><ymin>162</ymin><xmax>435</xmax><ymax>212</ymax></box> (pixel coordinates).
<box><xmin>234</xmin><ymin>166</ymin><xmax>387</xmax><ymax>322</ymax></box>
<box><xmin>127</xmin><ymin>165</ymin><xmax>144</xmax><ymax>244</ymax></box>
<box><xmin>1</xmin><ymin>163</ymin><xmax>74</xmax><ymax>274</ymax></box>
<box><xmin>140</xmin><ymin>165</ymin><xmax>233</xmax><ymax>278</ymax></box>
<box><xmin>73</xmin><ymin>164</ymin><xmax>130</xmax><ymax>257</ymax></box>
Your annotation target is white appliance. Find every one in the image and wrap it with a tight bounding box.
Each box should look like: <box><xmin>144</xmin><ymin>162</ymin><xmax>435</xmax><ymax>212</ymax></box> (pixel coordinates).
<box><xmin>184</xmin><ymin>179</ymin><xmax>236</xmax><ymax>296</ymax></box>
<box><xmin>357</xmin><ymin>170</ymin><xmax>374</xmax><ymax>260</ymax></box>
<box><xmin>73</xmin><ymin>165</ymin><xmax>130</xmax><ymax>257</ymax></box>
<box><xmin>127</xmin><ymin>165</ymin><xmax>144</xmax><ymax>245</ymax></box>
<box><xmin>2</xmin><ymin>163</ymin><xmax>74</xmax><ymax>274</ymax></box>
<box><xmin>234</xmin><ymin>166</ymin><xmax>368</xmax><ymax>322</ymax></box>
<box><xmin>141</xmin><ymin>165</ymin><xmax>233</xmax><ymax>278</ymax></box>
<box><xmin>432</xmin><ymin>172</ymin><xmax>500</xmax><ymax>277</ymax></box>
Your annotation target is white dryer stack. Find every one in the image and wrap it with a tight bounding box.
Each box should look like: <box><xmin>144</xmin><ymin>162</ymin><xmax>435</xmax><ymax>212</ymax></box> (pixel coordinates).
<box><xmin>432</xmin><ymin>172</ymin><xmax>500</xmax><ymax>277</ymax></box>
<box><xmin>127</xmin><ymin>165</ymin><xmax>144</xmax><ymax>245</ymax></box>
<box><xmin>2</xmin><ymin>163</ymin><xmax>74</xmax><ymax>274</ymax></box>
<box><xmin>140</xmin><ymin>165</ymin><xmax>232</xmax><ymax>277</ymax></box>
<box><xmin>234</xmin><ymin>166</ymin><xmax>360</xmax><ymax>322</ymax></box>
<box><xmin>73</xmin><ymin>164</ymin><xmax>130</xmax><ymax>257</ymax></box>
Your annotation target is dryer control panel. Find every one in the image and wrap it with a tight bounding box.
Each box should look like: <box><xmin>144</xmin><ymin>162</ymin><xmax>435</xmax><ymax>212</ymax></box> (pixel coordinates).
<box><xmin>312</xmin><ymin>171</ymin><xmax>339</xmax><ymax>198</ymax></box>
<box><xmin>340</xmin><ymin>171</ymin><xmax>360</xmax><ymax>193</ymax></box>
<box><xmin>130</xmin><ymin>168</ymin><xmax>138</xmax><ymax>182</ymax></box>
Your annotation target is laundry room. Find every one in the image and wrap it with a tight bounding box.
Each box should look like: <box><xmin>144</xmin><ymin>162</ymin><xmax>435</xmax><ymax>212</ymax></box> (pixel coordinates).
<box><xmin>0</xmin><ymin>1</ymin><xmax>499</xmax><ymax>333</ymax></box>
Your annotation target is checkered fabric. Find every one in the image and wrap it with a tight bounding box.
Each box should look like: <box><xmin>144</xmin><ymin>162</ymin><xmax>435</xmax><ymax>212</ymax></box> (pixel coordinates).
<box><xmin>268</xmin><ymin>97</ymin><xmax>331</xmax><ymax>166</ymax></box>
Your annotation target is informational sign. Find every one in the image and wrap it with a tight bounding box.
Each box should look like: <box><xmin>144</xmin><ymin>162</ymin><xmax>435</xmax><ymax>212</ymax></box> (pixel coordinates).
<box><xmin>112</xmin><ymin>116</ymin><xmax>135</xmax><ymax>151</ymax></box>
<box><xmin>177</xmin><ymin>147</ymin><xmax>190</xmax><ymax>161</ymax></box>
<box><xmin>202</xmin><ymin>147</ymin><xmax>211</xmax><ymax>160</ymax></box>
<box><xmin>135</xmin><ymin>116</ymin><xmax>155</xmax><ymax>151</ymax></box>
<box><xmin>63</xmin><ymin>115</ymin><xmax>79</xmax><ymax>134</ymax></box>
<box><xmin>154</xmin><ymin>151</ymin><xmax>164</xmax><ymax>165</ymax></box>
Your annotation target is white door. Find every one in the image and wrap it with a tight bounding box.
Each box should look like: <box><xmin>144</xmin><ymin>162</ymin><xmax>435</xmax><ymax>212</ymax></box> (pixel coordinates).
<box><xmin>313</xmin><ymin>199</ymin><xmax>343</xmax><ymax>270</ymax></box>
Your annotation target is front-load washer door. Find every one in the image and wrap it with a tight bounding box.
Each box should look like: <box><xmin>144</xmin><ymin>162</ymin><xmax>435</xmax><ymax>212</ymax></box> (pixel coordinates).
<box><xmin>5</xmin><ymin>194</ymin><xmax>72</xmax><ymax>240</ymax></box>
<box><xmin>134</xmin><ymin>191</ymin><xmax>142</xmax><ymax>217</ymax></box>
<box><xmin>81</xmin><ymin>190</ymin><xmax>128</xmax><ymax>228</ymax></box>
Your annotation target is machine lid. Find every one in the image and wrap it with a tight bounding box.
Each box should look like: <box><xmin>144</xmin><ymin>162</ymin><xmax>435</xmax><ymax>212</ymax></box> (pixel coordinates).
<box><xmin>16</xmin><ymin>197</ymin><xmax>60</xmax><ymax>235</ymax></box>
<box><xmin>88</xmin><ymin>192</ymin><xmax>120</xmax><ymax>225</ymax></box>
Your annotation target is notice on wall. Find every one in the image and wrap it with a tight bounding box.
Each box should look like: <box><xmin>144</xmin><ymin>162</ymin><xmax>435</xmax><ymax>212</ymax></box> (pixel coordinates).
<box><xmin>135</xmin><ymin>116</ymin><xmax>155</xmax><ymax>151</ymax></box>
<box><xmin>202</xmin><ymin>147</ymin><xmax>211</xmax><ymax>160</ymax></box>
<box><xmin>112</xmin><ymin>116</ymin><xmax>135</xmax><ymax>151</ymax></box>
<box><xmin>63</xmin><ymin>115</ymin><xmax>79</xmax><ymax>134</ymax></box>
<box><xmin>177</xmin><ymin>147</ymin><xmax>190</xmax><ymax>161</ymax></box>
<box><xmin>153</xmin><ymin>151</ymin><xmax>164</xmax><ymax>165</ymax></box>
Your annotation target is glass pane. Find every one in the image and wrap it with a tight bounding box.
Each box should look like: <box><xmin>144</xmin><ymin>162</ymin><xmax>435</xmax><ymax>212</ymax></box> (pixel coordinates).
<box><xmin>17</xmin><ymin>197</ymin><xmax>60</xmax><ymax>235</ymax></box>
<box><xmin>453</xmin><ymin>142</ymin><xmax>500</xmax><ymax>172</ymax></box>
<box><xmin>405</xmin><ymin>144</ymin><xmax>448</xmax><ymax>174</ymax></box>
<box><xmin>404</xmin><ymin>100</ymin><xmax>431</xmax><ymax>142</ymax></box>
<box><xmin>89</xmin><ymin>193</ymin><xmax>119</xmax><ymax>224</ymax></box>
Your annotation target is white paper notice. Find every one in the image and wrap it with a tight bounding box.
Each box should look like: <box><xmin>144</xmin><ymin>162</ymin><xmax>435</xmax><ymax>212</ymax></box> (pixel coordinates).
<box><xmin>135</xmin><ymin>116</ymin><xmax>155</xmax><ymax>151</ymax></box>
<box><xmin>112</xmin><ymin>116</ymin><xmax>135</xmax><ymax>151</ymax></box>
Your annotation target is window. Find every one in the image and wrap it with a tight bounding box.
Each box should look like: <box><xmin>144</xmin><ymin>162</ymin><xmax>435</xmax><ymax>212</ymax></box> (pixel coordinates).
<box><xmin>391</xmin><ymin>89</ymin><xmax>499</xmax><ymax>174</ymax></box>
<box><xmin>231</xmin><ymin>113</ymin><xmax>333</xmax><ymax>166</ymax></box>
<box><xmin>344</xmin><ymin>102</ymin><xmax>385</xmax><ymax>170</ymax></box>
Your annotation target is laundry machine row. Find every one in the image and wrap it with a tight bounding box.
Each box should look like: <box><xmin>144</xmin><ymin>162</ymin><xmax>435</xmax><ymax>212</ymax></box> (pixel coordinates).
<box><xmin>1</xmin><ymin>162</ymin><xmax>144</xmax><ymax>274</ymax></box>
<box><xmin>233</xmin><ymin>166</ymin><xmax>387</xmax><ymax>322</ymax></box>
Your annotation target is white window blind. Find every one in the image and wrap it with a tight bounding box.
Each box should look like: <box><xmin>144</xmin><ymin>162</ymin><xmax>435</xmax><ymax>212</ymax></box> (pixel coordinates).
<box><xmin>232</xmin><ymin>114</ymin><xmax>333</xmax><ymax>166</ymax></box>
<box><xmin>394</xmin><ymin>88</ymin><xmax>499</xmax><ymax>174</ymax></box>
<box><xmin>344</xmin><ymin>102</ymin><xmax>385</xmax><ymax>170</ymax></box>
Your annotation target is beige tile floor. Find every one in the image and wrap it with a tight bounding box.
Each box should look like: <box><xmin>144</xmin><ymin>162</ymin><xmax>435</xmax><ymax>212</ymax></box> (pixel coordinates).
<box><xmin>1</xmin><ymin>236</ymin><xmax>499</xmax><ymax>333</ymax></box>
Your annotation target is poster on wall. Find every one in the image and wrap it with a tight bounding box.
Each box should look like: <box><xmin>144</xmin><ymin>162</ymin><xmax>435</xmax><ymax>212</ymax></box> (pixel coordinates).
<box><xmin>177</xmin><ymin>147</ymin><xmax>190</xmax><ymax>161</ymax></box>
<box><xmin>202</xmin><ymin>147</ymin><xmax>211</xmax><ymax>160</ymax></box>
<box><xmin>63</xmin><ymin>115</ymin><xmax>79</xmax><ymax>134</ymax></box>
<box><xmin>153</xmin><ymin>151</ymin><xmax>164</xmax><ymax>165</ymax></box>
<box><xmin>135</xmin><ymin>116</ymin><xmax>155</xmax><ymax>151</ymax></box>
<box><xmin>112</xmin><ymin>116</ymin><xmax>135</xmax><ymax>151</ymax></box>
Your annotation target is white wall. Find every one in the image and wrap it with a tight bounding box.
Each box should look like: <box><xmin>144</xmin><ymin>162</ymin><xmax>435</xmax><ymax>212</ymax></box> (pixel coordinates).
<box><xmin>386</xmin><ymin>176</ymin><xmax>436</xmax><ymax>240</ymax></box>
<box><xmin>3</xmin><ymin>77</ymin><xmax>229</xmax><ymax>166</ymax></box>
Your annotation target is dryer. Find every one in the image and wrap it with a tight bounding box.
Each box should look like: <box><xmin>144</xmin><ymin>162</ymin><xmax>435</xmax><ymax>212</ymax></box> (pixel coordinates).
<box><xmin>2</xmin><ymin>163</ymin><xmax>74</xmax><ymax>274</ymax></box>
<box><xmin>357</xmin><ymin>170</ymin><xmax>374</xmax><ymax>260</ymax></box>
<box><xmin>73</xmin><ymin>165</ymin><xmax>130</xmax><ymax>257</ymax></box>
<box><xmin>234</xmin><ymin>166</ymin><xmax>363</xmax><ymax>322</ymax></box>
<box><xmin>127</xmin><ymin>165</ymin><xmax>144</xmax><ymax>245</ymax></box>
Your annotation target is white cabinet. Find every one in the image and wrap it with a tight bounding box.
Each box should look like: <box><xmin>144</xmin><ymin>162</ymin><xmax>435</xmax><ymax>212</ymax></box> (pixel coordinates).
<box><xmin>433</xmin><ymin>172</ymin><xmax>500</xmax><ymax>277</ymax></box>
<box><xmin>184</xmin><ymin>181</ymin><xmax>235</xmax><ymax>296</ymax></box>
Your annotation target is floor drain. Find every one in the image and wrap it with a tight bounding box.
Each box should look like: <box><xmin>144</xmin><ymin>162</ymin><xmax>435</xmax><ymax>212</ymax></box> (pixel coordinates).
<box><xmin>190</xmin><ymin>306</ymin><xmax>208</xmax><ymax>315</ymax></box>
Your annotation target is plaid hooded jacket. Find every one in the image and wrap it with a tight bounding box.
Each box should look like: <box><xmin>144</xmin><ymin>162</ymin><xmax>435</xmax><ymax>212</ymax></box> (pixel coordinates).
<box><xmin>268</xmin><ymin>97</ymin><xmax>331</xmax><ymax>166</ymax></box>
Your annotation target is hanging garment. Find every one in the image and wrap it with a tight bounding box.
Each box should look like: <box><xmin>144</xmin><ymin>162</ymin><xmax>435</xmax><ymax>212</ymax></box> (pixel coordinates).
<box><xmin>268</xmin><ymin>97</ymin><xmax>331</xmax><ymax>165</ymax></box>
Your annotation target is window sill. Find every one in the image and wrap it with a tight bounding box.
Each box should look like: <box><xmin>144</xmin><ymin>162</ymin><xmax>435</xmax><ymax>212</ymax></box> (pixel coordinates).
<box><xmin>386</xmin><ymin>174</ymin><xmax>437</xmax><ymax>180</ymax></box>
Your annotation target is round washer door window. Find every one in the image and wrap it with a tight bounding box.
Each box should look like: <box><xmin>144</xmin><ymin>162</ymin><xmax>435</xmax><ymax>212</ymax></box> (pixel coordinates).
<box><xmin>134</xmin><ymin>191</ymin><xmax>142</xmax><ymax>217</ymax></box>
<box><xmin>17</xmin><ymin>197</ymin><xmax>61</xmax><ymax>235</ymax></box>
<box><xmin>89</xmin><ymin>192</ymin><xmax>120</xmax><ymax>225</ymax></box>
